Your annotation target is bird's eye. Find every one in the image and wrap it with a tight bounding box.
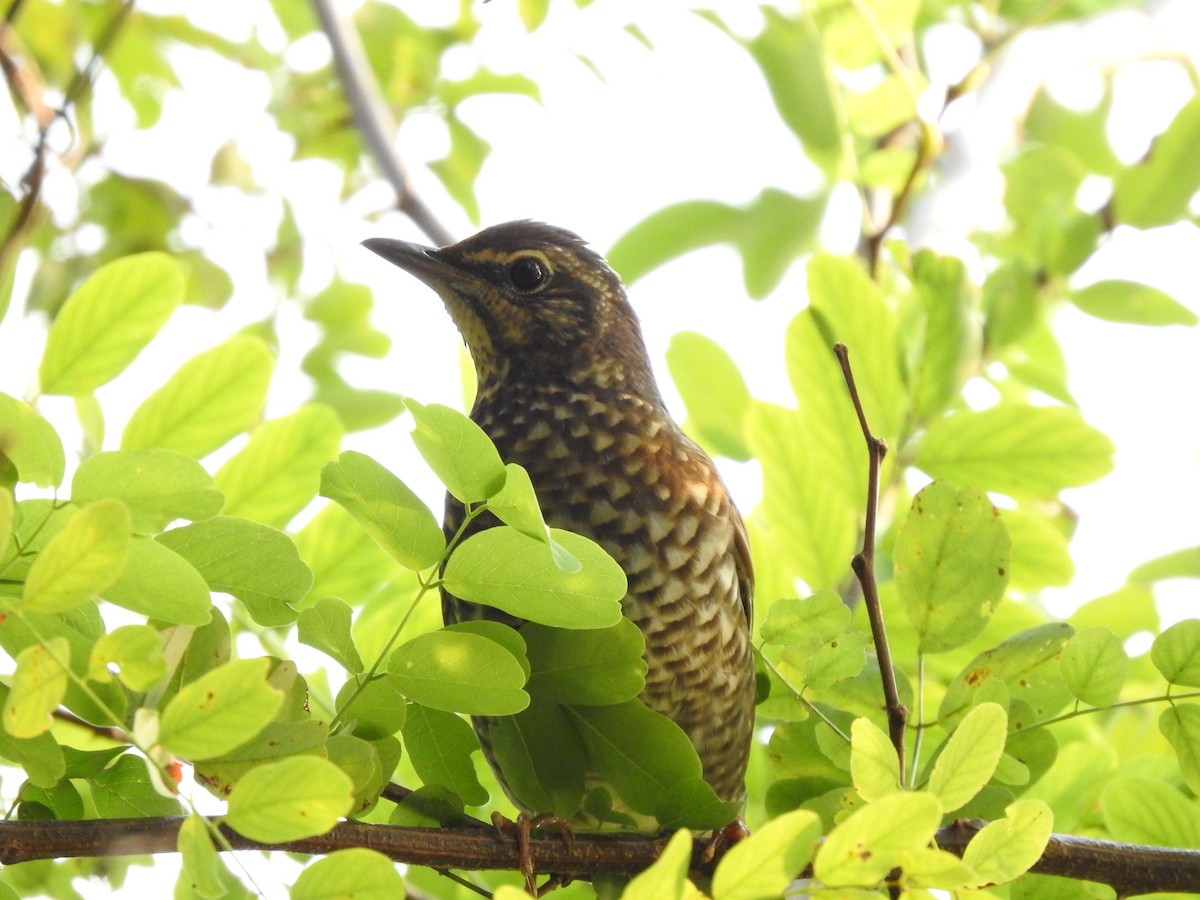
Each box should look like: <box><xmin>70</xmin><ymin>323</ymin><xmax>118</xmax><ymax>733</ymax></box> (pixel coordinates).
<box><xmin>509</xmin><ymin>257</ymin><xmax>548</xmax><ymax>291</ymax></box>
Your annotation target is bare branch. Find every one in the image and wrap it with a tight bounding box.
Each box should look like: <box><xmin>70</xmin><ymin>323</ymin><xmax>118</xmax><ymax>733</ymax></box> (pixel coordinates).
<box><xmin>4</xmin><ymin>816</ymin><xmax>1200</xmax><ymax>896</ymax></box>
<box><xmin>834</xmin><ymin>341</ymin><xmax>907</xmax><ymax>775</ymax></box>
<box><xmin>309</xmin><ymin>0</ymin><xmax>454</xmax><ymax>246</ymax></box>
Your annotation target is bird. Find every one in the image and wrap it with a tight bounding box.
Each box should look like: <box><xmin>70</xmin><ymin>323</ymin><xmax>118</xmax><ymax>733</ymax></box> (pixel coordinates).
<box><xmin>363</xmin><ymin>220</ymin><xmax>755</xmax><ymax>821</ymax></box>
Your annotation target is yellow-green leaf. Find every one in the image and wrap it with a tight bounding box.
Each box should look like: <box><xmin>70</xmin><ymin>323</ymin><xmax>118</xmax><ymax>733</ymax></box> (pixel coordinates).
<box><xmin>3</xmin><ymin>637</ymin><xmax>70</xmax><ymax>738</ymax></box>
<box><xmin>121</xmin><ymin>334</ymin><xmax>275</xmax><ymax>458</ymax></box>
<box><xmin>158</xmin><ymin>658</ymin><xmax>284</xmax><ymax>760</ymax></box>
<box><xmin>712</xmin><ymin>809</ymin><xmax>821</xmax><ymax>900</ymax></box>
<box><xmin>23</xmin><ymin>499</ymin><xmax>131</xmax><ymax>613</ymax></box>
<box><xmin>215</xmin><ymin>404</ymin><xmax>343</xmax><ymax>528</ymax></box>
<box><xmin>0</xmin><ymin>392</ymin><xmax>65</xmax><ymax>487</ymax></box>
<box><xmin>39</xmin><ymin>252</ymin><xmax>185</xmax><ymax>395</ymax></box>
<box><xmin>928</xmin><ymin>702</ymin><xmax>1008</xmax><ymax>812</ymax></box>
<box><xmin>291</xmin><ymin>848</ymin><xmax>407</xmax><ymax>900</ymax></box>
<box><xmin>224</xmin><ymin>755</ymin><xmax>354</xmax><ymax>843</ymax></box>
<box><xmin>850</xmin><ymin>717</ymin><xmax>900</xmax><ymax>802</ymax></box>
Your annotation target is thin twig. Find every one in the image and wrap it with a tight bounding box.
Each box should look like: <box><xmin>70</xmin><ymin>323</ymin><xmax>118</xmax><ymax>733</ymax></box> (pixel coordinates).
<box><xmin>0</xmin><ymin>0</ymin><xmax>134</xmax><ymax>288</ymax></box>
<box><xmin>834</xmin><ymin>342</ymin><xmax>907</xmax><ymax>776</ymax></box>
<box><xmin>309</xmin><ymin>0</ymin><xmax>454</xmax><ymax>246</ymax></box>
<box><xmin>51</xmin><ymin>708</ymin><xmax>128</xmax><ymax>744</ymax></box>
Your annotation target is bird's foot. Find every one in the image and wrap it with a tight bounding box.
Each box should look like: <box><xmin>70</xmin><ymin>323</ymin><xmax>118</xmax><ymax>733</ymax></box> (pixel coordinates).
<box><xmin>491</xmin><ymin>811</ymin><xmax>576</xmax><ymax>895</ymax></box>
<box><xmin>702</xmin><ymin>816</ymin><xmax>751</xmax><ymax>863</ymax></box>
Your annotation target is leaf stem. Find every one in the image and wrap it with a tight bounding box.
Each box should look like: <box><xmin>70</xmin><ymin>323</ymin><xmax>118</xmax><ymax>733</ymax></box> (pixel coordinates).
<box><xmin>754</xmin><ymin>646</ymin><xmax>850</xmax><ymax>744</ymax></box>
<box><xmin>1009</xmin><ymin>690</ymin><xmax>1200</xmax><ymax>736</ymax></box>
<box><xmin>329</xmin><ymin>503</ymin><xmax>485</xmax><ymax>731</ymax></box>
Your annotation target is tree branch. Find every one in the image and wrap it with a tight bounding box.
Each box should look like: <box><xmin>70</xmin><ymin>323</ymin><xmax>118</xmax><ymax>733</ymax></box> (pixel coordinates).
<box><xmin>309</xmin><ymin>0</ymin><xmax>454</xmax><ymax>246</ymax></box>
<box><xmin>3</xmin><ymin>816</ymin><xmax>1199</xmax><ymax>896</ymax></box>
<box><xmin>834</xmin><ymin>341</ymin><xmax>907</xmax><ymax>775</ymax></box>
<box><xmin>0</xmin><ymin>0</ymin><xmax>133</xmax><ymax>290</ymax></box>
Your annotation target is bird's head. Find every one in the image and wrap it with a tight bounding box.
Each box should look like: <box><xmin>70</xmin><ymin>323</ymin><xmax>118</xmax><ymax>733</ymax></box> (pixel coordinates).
<box><xmin>363</xmin><ymin>221</ymin><xmax>658</xmax><ymax>399</ymax></box>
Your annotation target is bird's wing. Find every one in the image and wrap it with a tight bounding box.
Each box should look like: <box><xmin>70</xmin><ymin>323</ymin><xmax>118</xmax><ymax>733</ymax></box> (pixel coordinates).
<box><xmin>733</xmin><ymin>513</ymin><xmax>754</xmax><ymax>629</ymax></box>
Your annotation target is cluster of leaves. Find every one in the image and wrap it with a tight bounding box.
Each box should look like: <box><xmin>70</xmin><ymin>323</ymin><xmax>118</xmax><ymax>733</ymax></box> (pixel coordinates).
<box><xmin>1</xmin><ymin>0</ymin><xmax>1199</xmax><ymax>899</ymax></box>
<box><xmin>0</xmin><ymin>250</ymin><xmax>745</xmax><ymax>896</ymax></box>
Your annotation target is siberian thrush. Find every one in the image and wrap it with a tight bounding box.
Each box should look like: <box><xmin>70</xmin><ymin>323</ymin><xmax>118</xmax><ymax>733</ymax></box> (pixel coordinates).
<box><xmin>364</xmin><ymin>221</ymin><xmax>755</xmax><ymax>815</ymax></box>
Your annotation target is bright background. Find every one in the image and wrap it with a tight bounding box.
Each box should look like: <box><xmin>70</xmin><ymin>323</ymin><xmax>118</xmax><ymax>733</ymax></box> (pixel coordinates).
<box><xmin>1</xmin><ymin>2</ymin><xmax>1199</xmax><ymax>893</ymax></box>
<box><xmin>7</xmin><ymin>1</ymin><xmax>1195</xmax><ymax>610</ymax></box>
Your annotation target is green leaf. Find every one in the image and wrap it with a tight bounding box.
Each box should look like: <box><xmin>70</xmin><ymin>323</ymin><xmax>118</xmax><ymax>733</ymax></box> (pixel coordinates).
<box><xmin>666</xmin><ymin>331</ymin><xmax>752</xmax><ymax>460</ymax></box>
<box><xmin>103</xmin><ymin>536</ymin><xmax>213</xmax><ymax>625</ymax></box>
<box><xmin>401</xmin><ymin>704</ymin><xmax>488</xmax><ymax>806</ymax></box>
<box><xmin>0</xmin><ymin>685</ymin><xmax>65</xmax><ymax>787</ymax></box>
<box><xmin>916</xmin><ymin>405</ymin><xmax>1114</xmax><ymax>499</ymax></box>
<box><xmin>443</xmin><ymin>526</ymin><xmax>625</xmax><ymax>629</ymax></box>
<box><xmin>445</xmin><ymin>620</ymin><xmax>530</xmax><ymax>678</ymax></box>
<box><xmin>1151</xmin><ymin>619</ymin><xmax>1200</xmax><ymax>687</ymax></box>
<box><xmin>158</xmin><ymin>658</ymin><xmax>284</xmax><ymax>760</ymax></box>
<box><xmin>177</xmin><ymin>813</ymin><xmax>225</xmax><ymax>900</ymax></box>
<box><xmin>298</xmin><ymin>596</ymin><xmax>364</xmax><ymax>673</ymax></box>
<box><xmin>813</xmin><ymin>791</ymin><xmax>942</xmax><ymax>886</ymax></box>
<box><xmin>1130</xmin><ymin>546</ymin><xmax>1200</xmax><ymax>583</ymax></box>
<box><xmin>0</xmin><ymin>488</ymin><xmax>12</xmax><ymax>554</ymax></box>
<box><xmin>517</xmin><ymin>0</ymin><xmax>549</xmax><ymax>30</ymax></box>
<box><xmin>940</xmin><ymin>624</ymin><xmax>1074</xmax><ymax>724</ymax></box>
<box><xmin>760</xmin><ymin>591</ymin><xmax>849</xmax><ymax>646</ymax></box>
<box><xmin>1001</xmin><ymin>507</ymin><xmax>1075</xmax><ymax>591</ymax></box>
<box><xmin>23</xmin><ymin>499</ymin><xmax>131</xmax><ymax>613</ymax></box>
<box><xmin>72</xmin><ymin>449</ymin><xmax>223</xmax><ymax>533</ymax></box>
<box><xmin>523</xmin><ymin>619</ymin><xmax>646</xmax><ymax>705</ymax></box>
<box><xmin>214</xmin><ymin>404</ymin><xmax>343</xmax><ymax>528</ymax></box>
<box><xmin>0</xmin><ymin>391</ymin><xmax>65</xmax><ymax>487</ymax></box>
<box><xmin>736</xmin><ymin>8</ymin><xmax>841</xmax><ymax>173</ymax></box>
<box><xmin>1060</xmin><ymin>627</ymin><xmax>1127</xmax><ymax>707</ymax></box>
<box><xmin>388</xmin><ymin>630</ymin><xmax>529</xmax><ymax>715</ymax></box>
<box><xmin>90</xmin><ymin>753</ymin><xmax>182</xmax><ymax>818</ymax></box>
<box><xmin>38</xmin><ymin>252</ymin><xmax>185</xmax><ymax>395</ymax></box>
<box><xmin>121</xmin><ymin>334</ymin><xmax>275</xmax><ymax>457</ymax></box>
<box><xmin>1113</xmin><ymin>95</ymin><xmax>1200</xmax><ymax>228</ymax></box>
<box><xmin>488</xmin><ymin>699</ymin><xmax>587</xmax><ymax>819</ymax></box>
<box><xmin>225</xmin><ymin>755</ymin><xmax>354</xmax><ymax>842</ymax></box>
<box><xmin>850</xmin><ymin>717</ymin><xmax>900</xmax><ymax>802</ymax></box>
<box><xmin>295</xmin><ymin>503</ymin><xmax>411</xmax><ymax>605</ymax></box>
<box><xmin>335</xmin><ymin>673</ymin><xmax>407</xmax><ymax>740</ymax></box>
<box><xmin>484</xmin><ymin>463</ymin><xmax>545</xmax><ymax>540</ymax></box>
<box><xmin>608</xmin><ymin>189</ymin><xmax>824</xmax><ymax>298</ymax></box>
<box><xmin>404</xmin><ymin>399</ymin><xmax>506</xmax><ymax>503</ymax></box>
<box><xmin>812</xmin><ymin>0</ymin><xmax>919</xmax><ymax>70</ymax></box>
<box><xmin>1159</xmin><ymin>704</ymin><xmax>1200</xmax><ymax>795</ymax></box>
<box><xmin>1071</xmin><ymin>280</ymin><xmax>1198</xmax><ymax>326</ymax></box>
<box><xmin>1102</xmin><ymin>776</ymin><xmax>1200</xmax><ymax>848</ymax></box>
<box><xmin>807</xmin><ymin>256</ymin><xmax>907</xmax><ymax>438</ymax></box>
<box><xmin>1025</xmin><ymin>84</ymin><xmax>1121</xmax><ymax>176</ymax></box>
<box><xmin>291</xmin><ymin>848</ymin><xmax>407</xmax><ymax>900</ymax></box>
<box><xmin>712</xmin><ymin>809</ymin><xmax>821</xmax><ymax>900</ymax></box>
<box><xmin>747</xmin><ymin>402</ymin><xmax>857</xmax><ymax>591</ymax></box>
<box><xmin>3</xmin><ymin>637</ymin><xmax>70</xmax><ymax>738</ymax></box>
<box><xmin>894</xmin><ymin>482</ymin><xmax>1011</xmax><ymax>653</ymax></box>
<box><xmin>429</xmin><ymin>115</ymin><xmax>488</xmax><ymax>225</ymax></box>
<box><xmin>157</xmin><ymin>517</ymin><xmax>312</xmax><ymax>626</ymax></box>
<box><xmin>319</xmin><ymin>450</ymin><xmax>445</xmax><ymax>571</ymax></box>
<box><xmin>622</xmin><ymin>828</ymin><xmax>693</xmax><ymax>900</ymax></box>
<box><xmin>962</xmin><ymin>799</ymin><xmax>1053</xmax><ymax>886</ymax></box>
<box><xmin>929</xmin><ymin>703</ymin><xmax>1008</xmax><ymax>813</ymax></box>
<box><xmin>88</xmin><ymin>624</ymin><xmax>166</xmax><ymax>691</ymax></box>
<box><xmin>911</xmin><ymin>251</ymin><xmax>979</xmax><ymax>420</ymax></box>
<box><xmin>568</xmin><ymin>700</ymin><xmax>736</xmax><ymax>828</ymax></box>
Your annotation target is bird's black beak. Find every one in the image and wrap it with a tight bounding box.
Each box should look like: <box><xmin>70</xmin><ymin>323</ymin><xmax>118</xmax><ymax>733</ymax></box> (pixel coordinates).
<box><xmin>362</xmin><ymin>237</ymin><xmax>464</xmax><ymax>290</ymax></box>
